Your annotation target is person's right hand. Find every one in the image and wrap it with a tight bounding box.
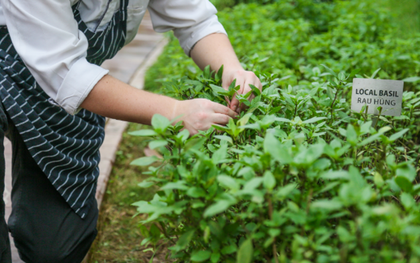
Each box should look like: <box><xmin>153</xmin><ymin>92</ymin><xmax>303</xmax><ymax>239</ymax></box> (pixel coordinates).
<box><xmin>172</xmin><ymin>98</ymin><xmax>237</xmax><ymax>135</ymax></box>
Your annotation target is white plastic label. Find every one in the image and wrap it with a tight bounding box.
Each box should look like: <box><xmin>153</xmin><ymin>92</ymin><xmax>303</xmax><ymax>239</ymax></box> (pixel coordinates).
<box><xmin>351</xmin><ymin>78</ymin><xmax>403</xmax><ymax>116</ymax></box>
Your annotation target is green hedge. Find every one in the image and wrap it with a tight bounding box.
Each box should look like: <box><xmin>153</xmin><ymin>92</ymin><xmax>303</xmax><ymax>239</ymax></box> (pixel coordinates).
<box><xmin>136</xmin><ymin>1</ymin><xmax>420</xmax><ymax>262</ymax></box>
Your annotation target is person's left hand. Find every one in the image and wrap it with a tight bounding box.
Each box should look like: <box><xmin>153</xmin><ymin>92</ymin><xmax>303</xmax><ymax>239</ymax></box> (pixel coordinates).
<box><xmin>222</xmin><ymin>69</ymin><xmax>262</xmax><ymax>113</ymax></box>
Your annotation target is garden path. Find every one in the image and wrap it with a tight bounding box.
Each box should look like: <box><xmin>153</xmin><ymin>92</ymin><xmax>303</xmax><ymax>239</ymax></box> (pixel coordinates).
<box><xmin>3</xmin><ymin>11</ymin><xmax>167</xmax><ymax>263</ymax></box>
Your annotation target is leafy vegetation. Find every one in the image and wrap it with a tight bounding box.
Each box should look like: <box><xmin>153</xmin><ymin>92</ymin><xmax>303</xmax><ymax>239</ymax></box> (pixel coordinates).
<box><xmin>133</xmin><ymin>0</ymin><xmax>420</xmax><ymax>262</ymax></box>
<box><xmin>88</xmin><ymin>123</ymin><xmax>169</xmax><ymax>262</ymax></box>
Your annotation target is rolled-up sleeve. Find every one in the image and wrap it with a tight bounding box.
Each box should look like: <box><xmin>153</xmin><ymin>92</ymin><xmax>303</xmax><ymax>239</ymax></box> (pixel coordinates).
<box><xmin>148</xmin><ymin>0</ymin><xmax>227</xmax><ymax>56</ymax></box>
<box><xmin>0</xmin><ymin>0</ymin><xmax>108</xmax><ymax>115</ymax></box>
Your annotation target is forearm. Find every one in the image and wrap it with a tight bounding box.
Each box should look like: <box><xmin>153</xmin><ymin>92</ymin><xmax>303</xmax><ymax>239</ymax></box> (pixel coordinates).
<box><xmin>82</xmin><ymin>34</ymin><xmax>243</xmax><ymax>123</ymax></box>
<box><xmin>80</xmin><ymin>74</ymin><xmax>236</xmax><ymax>134</ymax></box>
<box><xmin>80</xmin><ymin>75</ymin><xmax>177</xmax><ymax>125</ymax></box>
<box><xmin>190</xmin><ymin>33</ymin><xmax>243</xmax><ymax>72</ymax></box>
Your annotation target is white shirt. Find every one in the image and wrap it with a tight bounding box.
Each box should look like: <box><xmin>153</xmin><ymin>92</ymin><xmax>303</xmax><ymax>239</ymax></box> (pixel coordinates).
<box><xmin>0</xmin><ymin>0</ymin><xmax>226</xmax><ymax>114</ymax></box>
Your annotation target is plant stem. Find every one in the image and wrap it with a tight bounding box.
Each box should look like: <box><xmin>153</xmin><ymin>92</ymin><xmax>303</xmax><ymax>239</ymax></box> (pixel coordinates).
<box><xmin>330</xmin><ymin>90</ymin><xmax>338</xmax><ymax>125</ymax></box>
<box><xmin>157</xmin><ymin>222</ymin><xmax>176</xmax><ymax>245</ymax></box>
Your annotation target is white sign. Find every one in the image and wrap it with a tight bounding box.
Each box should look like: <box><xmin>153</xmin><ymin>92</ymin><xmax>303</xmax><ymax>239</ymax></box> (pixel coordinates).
<box><xmin>351</xmin><ymin>78</ymin><xmax>403</xmax><ymax>116</ymax></box>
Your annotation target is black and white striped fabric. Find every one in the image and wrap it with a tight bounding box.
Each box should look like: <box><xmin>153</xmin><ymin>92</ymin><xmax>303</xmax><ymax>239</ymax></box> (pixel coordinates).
<box><xmin>0</xmin><ymin>0</ymin><xmax>128</xmax><ymax>218</ymax></box>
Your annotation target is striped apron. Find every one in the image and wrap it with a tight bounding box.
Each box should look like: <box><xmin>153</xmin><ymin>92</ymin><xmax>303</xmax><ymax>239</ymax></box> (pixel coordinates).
<box><xmin>0</xmin><ymin>0</ymin><xmax>128</xmax><ymax>219</ymax></box>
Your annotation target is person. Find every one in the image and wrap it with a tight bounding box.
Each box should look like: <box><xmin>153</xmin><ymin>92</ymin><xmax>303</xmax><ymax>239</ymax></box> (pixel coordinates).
<box><xmin>0</xmin><ymin>0</ymin><xmax>262</xmax><ymax>262</ymax></box>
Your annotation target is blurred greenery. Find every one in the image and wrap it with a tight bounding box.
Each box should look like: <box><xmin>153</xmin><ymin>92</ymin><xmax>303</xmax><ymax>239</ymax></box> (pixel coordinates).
<box><xmin>386</xmin><ymin>0</ymin><xmax>420</xmax><ymax>35</ymax></box>
<box><xmin>88</xmin><ymin>123</ymin><xmax>171</xmax><ymax>262</ymax></box>
<box><xmin>146</xmin><ymin>0</ymin><xmax>420</xmax><ymax>94</ymax></box>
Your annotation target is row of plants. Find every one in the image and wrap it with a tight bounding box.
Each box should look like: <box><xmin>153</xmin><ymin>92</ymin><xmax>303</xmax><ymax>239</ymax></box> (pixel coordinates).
<box><xmin>88</xmin><ymin>122</ymin><xmax>170</xmax><ymax>262</ymax></box>
<box><xmin>131</xmin><ymin>0</ymin><xmax>420</xmax><ymax>262</ymax></box>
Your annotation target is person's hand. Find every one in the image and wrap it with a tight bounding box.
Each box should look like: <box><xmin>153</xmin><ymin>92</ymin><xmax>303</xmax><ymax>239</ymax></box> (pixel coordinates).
<box><xmin>172</xmin><ymin>98</ymin><xmax>238</xmax><ymax>135</ymax></box>
<box><xmin>222</xmin><ymin>69</ymin><xmax>262</xmax><ymax>113</ymax></box>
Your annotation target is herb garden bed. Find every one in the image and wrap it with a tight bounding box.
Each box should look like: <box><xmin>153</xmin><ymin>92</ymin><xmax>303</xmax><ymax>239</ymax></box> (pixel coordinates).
<box><xmin>92</xmin><ymin>0</ymin><xmax>420</xmax><ymax>262</ymax></box>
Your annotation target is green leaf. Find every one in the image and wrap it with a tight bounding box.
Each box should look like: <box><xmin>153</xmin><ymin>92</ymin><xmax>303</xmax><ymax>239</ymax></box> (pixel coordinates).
<box><xmin>346</xmin><ymin>124</ymin><xmax>357</xmax><ymax>145</ymax></box>
<box><xmin>264</xmin><ymin>133</ymin><xmax>292</xmax><ymax>164</ymax></box>
<box><xmin>260</xmin><ymin>115</ymin><xmax>277</xmax><ymax>128</ymax></box>
<box><xmin>246</xmin><ymin>95</ymin><xmax>261</xmax><ymax>113</ymax></box>
<box><xmin>321</xmin><ymin>64</ymin><xmax>337</xmax><ymax>77</ymax></box>
<box><xmin>236</xmin><ymin>239</ymin><xmax>253</xmax><ymax>263</ymax></box>
<box><xmin>311</xmin><ymin>199</ymin><xmax>343</xmax><ymax>211</ymax></box>
<box><xmin>250</xmin><ymin>84</ymin><xmax>261</xmax><ymax>96</ymax></box>
<box><xmin>320</xmin><ymin>171</ymin><xmax>350</xmax><ymax>180</ymax></box>
<box><xmin>373</xmin><ymin>172</ymin><xmax>384</xmax><ymax>188</ymax></box>
<box><xmin>237</xmin><ymin>113</ymin><xmax>253</xmax><ymax>128</ymax></box>
<box><xmin>212</xmin><ymin>143</ymin><xmax>228</xmax><ymax>164</ymax></box>
<box><xmin>210</xmin><ymin>84</ymin><xmax>230</xmax><ymax>96</ymax></box>
<box><xmin>294</xmin><ymin>144</ymin><xmax>325</xmax><ymax>166</ymax></box>
<box><xmin>317</xmin><ymin>182</ymin><xmax>340</xmax><ymax>194</ymax></box>
<box><xmin>184</xmin><ymin>137</ymin><xmax>206</xmax><ymax>152</ymax></box>
<box><xmin>212</xmin><ymin>124</ymin><xmax>231</xmax><ymax>134</ymax></box>
<box><xmin>150</xmin><ymin>224</ymin><xmax>161</xmax><ymax>238</ymax></box>
<box><xmin>276</xmin><ymin>184</ymin><xmax>296</xmax><ymax>198</ymax></box>
<box><xmin>204</xmin><ymin>200</ymin><xmax>234</xmax><ymax>218</ymax></box>
<box><xmin>337</xmin><ymin>226</ymin><xmax>354</xmax><ymax>243</ymax></box>
<box><xmin>400</xmin><ymin>193</ymin><xmax>415</xmax><ymax>209</ymax></box>
<box><xmin>302</xmin><ymin>117</ymin><xmax>327</xmax><ymax>124</ymax></box>
<box><xmin>243</xmin><ymin>177</ymin><xmax>264</xmax><ymax>191</ymax></box>
<box><xmin>275</xmin><ymin>117</ymin><xmax>292</xmax><ymax>123</ymax></box>
<box><xmin>174</xmin><ymin>230</ymin><xmax>195</xmax><ymax>251</ymax></box>
<box><xmin>370</xmin><ymin>68</ymin><xmax>381</xmax><ymax>79</ymax></box>
<box><xmin>396</xmin><ymin>165</ymin><xmax>416</xmax><ymax>182</ymax></box>
<box><xmin>403</xmin><ymin>76</ymin><xmax>420</xmax><ymax>83</ymax></box>
<box><xmin>128</xmin><ymin>129</ymin><xmax>157</xmax><ymax>137</ymax></box>
<box><xmin>348</xmin><ymin>166</ymin><xmax>365</xmax><ymax>187</ymax></box>
<box><xmin>395</xmin><ymin>176</ymin><xmax>413</xmax><ymax>192</ymax></box>
<box><xmin>359</xmin><ymin>126</ymin><xmax>391</xmax><ymax>146</ymax></box>
<box><xmin>211</xmin><ymin>252</ymin><xmax>221</xmax><ymax>263</ymax></box>
<box><xmin>151</xmin><ymin>114</ymin><xmax>171</xmax><ymax>133</ymax></box>
<box><xmin>360</xmin><ymin>121</ymin><xmax>373</xmax><ymax>134</ymax></box>
<box><xmin>228</xmin><ymin>79</ymin><xmax>239</xmax><ymax>93</ymax></box>
<box><xmin>238</xmin><ymin>167</ymin><xmax>255</xmax><ymax>180</ymax></box>
<box><xmin>389</xmin><ymin>128</ymin><xmax>409</xmax><ymax>142</ymax></box>
<box><xmin>326</xmin><ymin>86</ymin><xmax>334</xmax><ymax>100</ymax></box>
<box><xmin>372</xmin><ymin>204</ymin><xmax>395</xmax><ymax>216</ymax></box>
<box><xmin>176</xmin><ymin>129</ymin><xmax>190</xmax><ymax>142</ymax></box>
<box><xmin>149</xmin><ymin>140</ymin><xmax>168</xmax><ymax>150</ymax></box>
<box><xmin>191</xmin><ymin>250</ymin><xmax>211</xmax><ymax>262</ymax></box>
<box><xmin>239</xmin><ymin>123</ymin><xmax>261</xmax><ymax>130</ymax></box>
<box><xmin>217</xmin><ymin>175</ymin><xmax>240</xmax><ymax>191</ymax></box>
<box><xmin>359</xmin><ymin>133</ymin><xmax>380</xmax><ymax>146</ymax></box>
<box><xmin>130</xmin><ymin>156</ymin><xmax>159</xmax><ymax>166</ymax></box>
<box><xmin>338</xmin><ymin>128</ymin><xmax>347</xmax><ymax>137</ymax></box>
<box><xmin>161</xmin><ymin>181</ymin><xmax>188</xmax><ymax>191</ymax></box>
<box><xmin>263</xmin><ymin>171</ymin><xmax>276</xmax><ymax>190</ymax></box>
<box><xmin>186</xmin><ymin>187</ymin><xmax>206</xmax><ymax>198</ymax></box>
<box><xmin>203</xmin><ymin>65</ymin><xmax>211</xmax><ymax>79</ymax></box>
<box><xmin>216</xmin><ymin>65</ymin><xmax>224</xmax><ymax>81</ymax></box>
<box><xmin>221</xmin><ymin>244</ymin><xmax>237</xmax><ymax>254</ymax></box>
<box><xmin>214</xmin><ymin>135</ymin><xmax>233</xmax><ymax>144</ymax></box>
<box><xmin>138</xmin><ymin>180</ymin><xmax>155</xmax><ymax>188</ymax></box>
